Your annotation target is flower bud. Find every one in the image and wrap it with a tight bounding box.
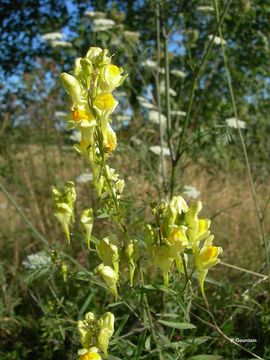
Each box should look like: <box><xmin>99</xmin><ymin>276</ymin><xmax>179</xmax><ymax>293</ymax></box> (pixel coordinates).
<box><xmin>104</xmin><ymin>125</ymin><xmax>117</xmax><ymax>153</ymax></box>
<box><xmin>96</xmin><ymin>264</ymin><xmax>118</xmax><ymax>300</ymax></box>
<box><xmin>185</xmin><ymin>201</ymin><xmax>202</xmax><ymax>241</ymax></box>
<box><xmin>52</xmin><ymin>181</ymin><xmax>76</xmax><ymax>243</ymax></box>
<box><xmin>152</xmin><ymin>245</ymin><xmax>174</xmax><ymax>287</ymax></box>
<box><xmin>125</xmin><ymin>240</ymin><xmax>138</xmax><ymax>287</ymax></box>
<box><xmin>144</xmin><ymin>224</ymin><xmax>155</xmax><ymax>250</ymax></box>
<box><xmin>81</xmin><ymin>208</ymin><xmax>94</xmax><ymax>249</ymax></box>
<box><xmin>85</xmin><ymin>47</ymin><xmax>103</xmax><ymax>63</ymax></box>
<box><xmin>60</xmin><ymin>73</ymin><xmax>84</xmax><ymax>104</ymax></box>
<box><xmin>97</xmin><ymin>238</ymin><xmax>119</xmax><ymax>275</ymax></box>
<box><xmin>98</xmin><ymin>312</ymin><xmax>115</xmax><ymax>357</ymax></box>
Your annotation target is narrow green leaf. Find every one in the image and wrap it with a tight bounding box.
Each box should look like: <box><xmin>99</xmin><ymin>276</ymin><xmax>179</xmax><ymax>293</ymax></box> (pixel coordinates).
<box><xmin>188</xmin><ymin>355</ymin><xmax>223</xmax><ymax>360</ymax></box>
<box><xmin>158</xmin><ymin>320</ymin><xmax>196</xmax><ymax>330</ymax></box>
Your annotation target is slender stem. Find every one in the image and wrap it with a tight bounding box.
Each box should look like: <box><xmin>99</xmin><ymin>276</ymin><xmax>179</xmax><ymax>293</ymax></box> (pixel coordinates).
<box><xmin>220</xmin><ymin>261</ymin><xmax>268</xmax><ymax>279</ymax></box>
<box><xmin>162</xmin><ymin>22</ymin><xmax>176</xmax><ymax>199</ymax></box>
<box><xmin>214</xmin><ymin>0</ymin><xmax>270</xmax><ymax>287</ymax></box>
<box><xmin>191</xmin><ymin>306</ymin><xmax>263</xmax><ymax>360</ymax></box>
<box><xmin>139</xmin><ymin>266</ymin><xmax>163</xmax><ymax>360</ymax></box>
<box><xmin>0</xmin><ymin>180</ymin><xmax>49</xmax><ymax>246</ymax></box>
<box><xmin>169</xmin><ymin>0</ymin><xmax>232</xmax><ymax>196</ymax></box>
<box><xmin>155</xmin><ymin>0</ymin><xmax>167</xmax><ymax>198</ymax></box>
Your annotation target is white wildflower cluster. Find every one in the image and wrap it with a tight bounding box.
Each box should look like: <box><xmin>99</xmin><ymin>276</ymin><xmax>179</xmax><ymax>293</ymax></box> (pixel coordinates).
<box><xmin>76</xmin><ymin>172</ymin><xmax>93</xmax><ymax>184</ymax></box>
<box><xmin>225</xmin><ymin>118</ymin><xmax>247</xmax><ymax>129</ymax></box>
<box><xmin>170</xmin><ymin>69</ymin><xmax>186</xmax><ymax>79</ymax></box>
<box><xmin>92</xmin><ymin>19</ymin><xmax>116</xmax><ymax>32</ymax></box>
<box><xmin>149</xmin><ymin>145</ymin><xmax>171</xmax><ymax>157</ymax></box>
<box><xmin>208</xmin><ymin>34</ymin><xmax>226</xmax><ymax>45</ymax></box>
<box><xmin>41</xmin><ymin>32</ymin><xmax>72</xmax><ymax>48</ymax></box>
<box><xmin>22</xmin><ymin>251</ymin><xmax>51</xmax><ymax>270</ymax></box>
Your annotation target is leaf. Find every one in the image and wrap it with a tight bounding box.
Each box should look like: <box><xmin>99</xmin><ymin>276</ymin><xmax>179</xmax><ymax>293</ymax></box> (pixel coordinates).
<box><xmin>145</xmin><ymin>335</ymin><xmax>151</xmax><ymax>351</ymax></box>
<box><xmin>156</xmin><ymin>312</ymin><xmax>180</xmax><ymax>318</ymax></box>
<box><xmin>158</xmin><ymin>320</ymin><xmax>196</xmax><ymax>330</ymax></box>
<box><xmin>188</xmin><ymin>355</ymin><xmax>223</xmax><ymax>360</ymax></box>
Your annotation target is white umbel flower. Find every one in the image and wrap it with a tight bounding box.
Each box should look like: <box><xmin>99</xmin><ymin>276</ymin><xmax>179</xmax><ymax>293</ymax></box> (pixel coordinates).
<box><xmin>23</xmin><ymin>251</ymin><xmax>51</xmax><ymax>270</ymax></box>
<box><xmin>51</xmin><ymin>40</ymin><xmax>73</xmax><ymax>48</ymax></box>
<box><xmin>149</xmin><ymin>146</ymin><xmax>171</xmax><ymax>156</ymax></box>
<box><xmin>54</xmin><ymin>111</ymin><xmax>68</xmax><ymax>118</ymax></box>
<box><xmin>225</xmin><ymin>118</ymin><xmax>247</xmax><ymax>129</ymax></box>
<box><xmin>142</xmin><ymin>60</ymin><xmax>157</xmax><ymax>69</ymax></box>
<box><xmin>92</xmin><ymin>19</ymin><xmax>116</xmax><ymax>32</ymax></box>
<box><xmin>148</xmin><ymin>110</ymin><xmax>167</xmax><ymax>126</ymax></box>
<box><xmin>137</xmin><ymin>96</ymin><xmax>156</xmax><ymax>110</ymax></box>
<box><xmin>182</xmin><ymin>185</ymin><xmax>201</xmax><ymax>199</ymax></box>
<box><xmin>160</xmin><ymin>80</ymin><xmax>177</xmax><ymax>96</ymax></box>
<box><xmin>171</xmin><ymin>110</ymin><xmax>187</xmax><ymax>116</ymax></box>
<box><xmin>85</xmin><ymin>11</ymin><xmax>106</xmax><ymax>19</ymax></box>
<box><xmin>124</xmin><ymin>31</ymin><xmax>140</xmax><ymax>43</ymax></box>
<box><xmin>208</xmin><ymin>35</ymin><xmax>226</xmax><ymax>45</ymax></box>
<box><xmin>171</xmin><ymin>69</ymin><xmax>186</xmax><ymax>78</ymax></box>
<box><xmin>41</xmin><ymin>32</ymin><xmax>64</xmax><ymax>41</ymax></box>
<box><xmin>76</xmin><ymin>172</ymin><xmax>93</xmax><ymax>183</ymax></box>
<box><xmin>197</xmin><ymin>6</ymin><xmax>215</xmax><ymax>12</ymax></box>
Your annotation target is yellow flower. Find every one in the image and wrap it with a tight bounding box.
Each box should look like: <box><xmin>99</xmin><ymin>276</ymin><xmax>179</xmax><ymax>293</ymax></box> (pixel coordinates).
<box><xmin>97</xmin><ymin>237</ymin><xmax>119</xmax><ymax>275</ymax></box>
<box><xmin>196</xmin><ymin>244</ymin><xmax>222</xmax><ymax>270</ymax></box>
<box><xmin>79</xmin><ymin>352</ymin><xmax>101</xmax><ymax>360</ymax></box>
<box><xmin>102</xmin><ymin>64</ymin><xmax>127</xmax><ymax>90</ymax></box>
<box><xmin>104</xmin><ymin>126</ymin><xmax>117</xmax><ymax>153</ymax></box>
<box><xmin>81</xmin><ymin>208</ymin><xmax>94</xmax><ymax>249</ymax></box>
<box><xmin>51</xmin><ymin>181</ymin><xmax>76</xmax><ymax>244</ymax></box>
<box><xmin>98</xmin><ymin>312</ymin><xmax>115</xmax><ymax>357</ymax></box>
<box><xmin>195</xmin><ymin>239</ymin><xmax>223</xmax><ymax>296</ymax></box>
<box><xmin>152</xmin><ymin>245</ymin><xmax>174</xmax><ymax>287</ymax></box>
<box><xmin>93</xmin><ymin>93</ymin><xmax>117</xmax><ymax>110</ymax></box>
<box><xmin>96</xmin><ymin>264</ymin><xmax>118</xmax><ymax>300</ymax></box>
<box><xmin>72</xmin><ymin>109</ymin><xmax>94</xmax><ymax>122</ymax></box>
<box><xmin>61</xmin><ymin>73</ymin><xmax>84</xmax><ymax>105</ymax></box>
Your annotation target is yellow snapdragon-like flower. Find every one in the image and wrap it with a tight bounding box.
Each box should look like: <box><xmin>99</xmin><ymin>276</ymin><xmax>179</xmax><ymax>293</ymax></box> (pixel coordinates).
<box><xmin>97</xmin><ymin>237</ymin><xmax>119</xmax><ymax>275</ymax></box>
<box><xmin>104</xmin><ymin>125</ymin><xmax>117</xmax><ymax>153</ymax></box>
<box><xmin>93</xmin><ymin>93</ymin><xmax>117</xmax><ymax>111</ymax></box>
<box><xmin>194</xmin><ymin>236</ymin><xmax>223</xmax><ymax>296</ymax></box>
<box><xmin>78</xmin><ymin>312</ymin><xmax>115</xmax><ymax>359</ymax></box>
<box><xmin>51</xmin><ymin>181</ymin><xmax>76</xmax><ymax>243</ymax></box>
<box><xmin>80</xmin><ymin>208</ymin><xmax>94</xmax><ymax>249</ymax></box>
<box><xmin>152</xmin><ymin>245</ymin><xmax>174</xmax><ymax>287</ymax></box>
<box><xmin>79</xmin><ymin>351</ymin><xmax>101</xmax><ymax>360</ymax></box>
<box><xmin>72</xmin><ymin>109</ymin><xmax>95</xmax><ymax>122</ymax></box>
<box><xmin>96</xmin><ymin>263</ymin><xmax>118</xmax><ymax>300</ymax></box>
<box><xmin>101</xmin><ymin>64</ymin><xmax>127</xmax><ymax>91</ymax></box>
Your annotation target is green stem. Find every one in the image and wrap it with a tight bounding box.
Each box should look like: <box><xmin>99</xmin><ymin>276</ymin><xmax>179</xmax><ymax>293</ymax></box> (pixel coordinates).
<box><xmin>214</xmin><ymin>0</ymin><xmax>270</xmax><ymax>288</ymax></box>
<box><xmin>156</xmin><ymin>0</ymin><xmax>167</xmax><ymax>198</ymax></box>
<box><xmin>0</xmin><ymin>180</ymin><xmax>49</xmax><ymax>246</ymax></box>
<box><xmin>139</xmin><ymin>266</ymin><xmax>163</xmax><ymax>360</ymax></box>
<box><xmin>162</xmin><ymin>18</ymin><xmax>176</xmax><ymax>199</ymax></box>
<box><xmin>170</xmin><ymin>0</ymin><xmax>232</xmax><ymax>196</ymax></box>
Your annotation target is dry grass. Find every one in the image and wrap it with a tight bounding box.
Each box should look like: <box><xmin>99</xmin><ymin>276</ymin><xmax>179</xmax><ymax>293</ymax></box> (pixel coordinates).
<box><xmin>1</xmin><ymin>143</ymin><xmax>269</xmax><ymax>279</ymax></box>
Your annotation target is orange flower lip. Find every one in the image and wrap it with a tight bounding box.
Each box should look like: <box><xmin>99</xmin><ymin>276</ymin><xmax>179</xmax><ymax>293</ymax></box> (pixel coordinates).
<box><xmin>199</xmin><ymin>245</ymin><xmax>218</xmax><ymax>263</ymax></box>
<box><xmin>72</xmin><ymin>109</ymin><xmax>93</xmax><ymax>122</ymax></box>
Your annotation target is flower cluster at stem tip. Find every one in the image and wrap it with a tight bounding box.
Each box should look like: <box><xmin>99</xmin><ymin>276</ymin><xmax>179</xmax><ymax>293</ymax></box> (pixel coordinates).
<box><xmin>52</xmin><ymin>46</ymin><xmax>223</xmax><ymax>359</ymax></box>
<box><xmin>145</xmin><ymin>196</ymin><xmax>223</xmax><ymax>296</ymax></box>
<box><xmin>77</xmin><ymin>312</ymin><xmax>114</xmax><ymax>360</ymax></box>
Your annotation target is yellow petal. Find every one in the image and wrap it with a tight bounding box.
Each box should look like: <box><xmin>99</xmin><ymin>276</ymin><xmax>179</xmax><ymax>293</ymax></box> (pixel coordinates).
<box><xmin>93</xmin><ymin>93</ymin><xmax>116</xmax><ymax>110</ymax></box>
<box><xmin>79</xmin><ymin>352</ymin><xmax>101</xmax><ymax>360</ymax></box>
<box><xmin>199</xmin><ymin>245</ymin><xmax>219</xmax><ymax>264</ymax></box>
<box><xmin>72</xmin><ymin>109</ymin><xmax>94</xmax><ymax>122</ymax></box>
